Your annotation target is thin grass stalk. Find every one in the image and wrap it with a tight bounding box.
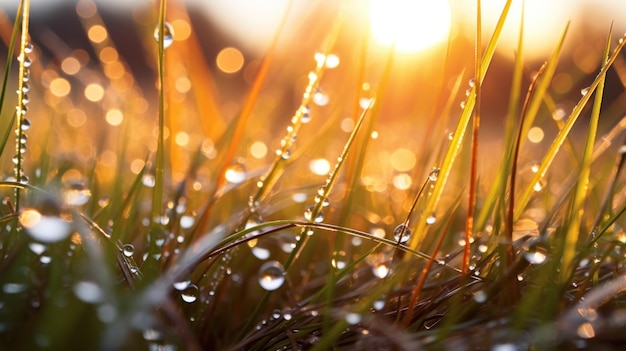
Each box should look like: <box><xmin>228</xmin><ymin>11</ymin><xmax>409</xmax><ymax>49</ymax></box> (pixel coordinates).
<box><xmin>474</xmin><ymin>0</ymin><xmax>525</xmax><ymax>233</ymax></box>
<box><xmin>463</xmin><ymin>0</ymin><xmax>482</xmax><ymax>274</ymax></box>
<box><xmin>408</xmin><ymin>0</ymin><xmax>512</xmax><ymax>251</ymax></box>
<box><xmin>13</xmin><ymin>0</ymin><xmax>30</xmax><ymax>211</ymax></box>
<box><xmin>199</xmin><ymin>2</ymin><xmax>291</xmax><ymax>216</ymax></box>
<box><xmin>513</xmin><ymin>31</ymin><xmax>626</xmax><ymax>221</ymax></box>
<box><xmin>285</xmin><ymin>98</ymin><xmax>374</xmax><ymax>271</ymax></box>
<box><xmin>0</xmin><ymin>1</ymin><xmax>22</xmax><ymax>122</ymax></box>
<box><xmin>150</xmin><ymin>0</ymin><xmax>167</xmax><ymax>240</ymax></box>
<box><xmin>400</xmin><ymin>197</ymin><xmax>461</xmax><ymax>327</ymax></box>
<box><xmin>504</xmin><ymin>61</ymin><xmax>546</xmax><ymax>302</ymax></box>
<box><xmin>558</xmin><ymin>27</ymin><xmax>611</xmax><ymax>284</ymax></box>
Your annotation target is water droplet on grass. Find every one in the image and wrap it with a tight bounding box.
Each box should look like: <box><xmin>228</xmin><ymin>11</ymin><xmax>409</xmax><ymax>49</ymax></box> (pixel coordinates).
<box><xmin>62</xmin><ymin>182</ymin><xmax>92</xmax><ymax>206</ymax></box>
<box><xmin>122</xmin><ymin>244</ymin><xmax>135</xmax><ymax>257</ymax></box>
<box><xmin>428</xmin><ymin>168</ymin><xmax>440</xmax><ymax>181</ymax></box>
<box><xmin>249</xmin><ymin>239</ymin><xmax>271</xmax><ymax>260</ymax></box>
<box><xmin>179</xmin><ymin>215</ymin><xmax>195</xmax><ymax>229</ymax></box>
<box><xmin>425</xmin><ymin>213</ymin><xmax>437</xmax><ymax>225</ymax></box>
<box><xmin>225</xmin><ymin>162</ymin><xmax>246</xmax><ymax>183</ymax></box>
<box><xmin>21</xmin><ymin>118</ymin><xmax>31</xmax><ymax>130</ymax></box>
<box><xmin>313</xmin><ymin>89</ymin><xmax>329</xmax><ymax>106</ymax></box>
<box><xmin>345</xmin><ymin>313</ymin><xmax>362</xmax><ymax>325</ymax></box>
<box><xmin>393</xmin><ymin>224</ymin><xmax>411</xmax><ymax>244</ymax></box>
<box><xmin>258</xmin><ymin>261</ymin><xmax>285</xmax><ymax>291</ymax></box>
<box><xmin>580</xmin><ymin>86</ymin><xmax>590</xmax><ymax>96</ymax></box>
<box><xmin>29</xmin><ymin>242</ymin><xmax>46</xmax><ymax>255</ymax></box>
<box><xmin>19</xmin><ymin>209</ymin><xmax>71</xmax><ymax>243</ymax></box>
<box><xmin>372</xmin><ymin>262</ymin><xmax>390</xmax><ymax>278</ymax></box>
<box><xmin>181</xmin><ymin>284</ymin><xmax>198</xmax><ymax>303</ymax></box>
<box><xmin>523</xmin><ymin>244</ymin><xmax>547</xmax><ymax>265</ymax></box>
<box><xmin>142</xmin><ymin>174</ymin><xmax>155</xmax><ymax>187</ymax></box>
<box><xmin>173</xmin><ymin>280</ymin><xmax>191</xmax><ymax>291</ymax></box>
<box><xmin>153</xmin><ymin>22</ymin><xmax>174</xmax><ymax>49</ymax></box>
<box><xmin>473</xmin><ymin>290</ymin><xmax>487</xmax><ymax>303</ymax></box>
<box><xmin>331</xmin><ymin>251</ymin><xmax>347</xmax><ymax>269</ymax></box>
<box><xmin>304</xmin><ymin>206</ymin><xmax>324</xmax><ymax>223</ymax></box>
<box><xmin>73</xmin><ymin>281</ymin><xmax>103</xmax><ymax>303</ymax></box>
<box><xmin>3</xmin><ymin>283</ymin><xmax>26</xmax><ymax>294</ymax></box>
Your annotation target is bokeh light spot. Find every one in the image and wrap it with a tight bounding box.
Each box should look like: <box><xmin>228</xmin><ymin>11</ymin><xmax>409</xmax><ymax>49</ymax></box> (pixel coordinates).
<box><xmin>216</xmin><ymin>47</ymin><xmax>244</xmax><ymax>74</ymax></box>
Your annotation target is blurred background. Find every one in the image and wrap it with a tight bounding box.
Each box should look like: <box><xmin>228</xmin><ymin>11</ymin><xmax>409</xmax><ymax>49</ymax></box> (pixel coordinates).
<box><xmin>0</xmin><ymin>0</ymin><xmax>624</xmax><ymax>204</ymax></box>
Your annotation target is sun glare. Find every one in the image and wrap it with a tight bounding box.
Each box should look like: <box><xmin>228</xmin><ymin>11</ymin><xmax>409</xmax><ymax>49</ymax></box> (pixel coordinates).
<box><xmin>369</xmin><ymin>0</ymin><xmax>451</xmax><ymax>53</ymax></box>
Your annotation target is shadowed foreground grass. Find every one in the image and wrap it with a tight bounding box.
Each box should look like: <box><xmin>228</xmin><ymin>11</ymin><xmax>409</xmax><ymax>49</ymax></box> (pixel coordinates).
<box><xmin>1</xmin><ymin>0</ymin><xmax>626</xmax><ymax>350</ymax></box>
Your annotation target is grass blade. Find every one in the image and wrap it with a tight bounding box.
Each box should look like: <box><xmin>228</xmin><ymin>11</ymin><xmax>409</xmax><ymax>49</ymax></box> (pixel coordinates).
<box><xmin>558</xmin><ymin>26</ymin><xmax>612</xmax><ymax>284</ymax></box>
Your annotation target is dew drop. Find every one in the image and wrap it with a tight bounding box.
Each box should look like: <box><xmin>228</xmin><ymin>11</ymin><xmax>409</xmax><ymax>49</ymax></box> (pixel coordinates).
<box><xmin>313</xmin><ymin>89</ymin><xmax>329</xmax><ymax>106</ymax></box>
<box><xmin>62</xmin><ymin>182</ymin><xmax>92</xmax><ymax>206</ymax></box>
<box><xmin>179</xmin><ymin>215</ymin><xmax>195</xmax><ymax>229</ymax></box>
<box><xmin>300</xmin><ymin>105</ymin><xmax>311</xmax><ymax>123</ymax></box>
<box><xmin>29</xmin><ymin>242</ymin><xmax>46</xmax><ymax>255</ymax></box>
<box><xmin>576</xmin><ymin>322</ymin><xmax>595</xmax><ymax>339</ymax></box>
<box><xmin>153</xmin><ymin>22</ymin><xmax>174</xmax><ymax>49</ymax></box>
<box><xmin>3</xmin><ymin>283</ymin><xmax>26</xmax><ymax>294</ymax></box>
<box><xmin>468</xmin><ymin>77</ymin><xmax>476</xmax><ymax>87</ymax></box>
<box><xmin>425</xmin><ymin>213</ymin><xmax>437</xmax><ymax>225</ymax></box>
<box><xmin>19</xmin><ymin>209</ymin><xmax>71</xmax><ymax>243</ymax></box>
<box><xmin>393</xmin><ymin>224</ymin><xmax>411</xmax><ymax>244</ymax></box>
<box><xmin>428</xmin><ymin>168</ymin><xmax>440</xmax><ymax>181</ymax></box>
<box><xmin>225</xmin><ymin>162</ymin><xmax>247</xmax><ymax>184</ymax></box>
<box><xmin>580</xmin><ymin>86</ymin><xmax>590</xmax><ymax>96</ymax></box>
<box><xmin>313</xmin><ymin>195</ymin><xmax>330</xmax><ymax>207</ymax></box>
<box><xmin>73</xmin><ymin>281</ymin><xmax>103</xmax><ymax>304</ymax></box>
<box><xmin>181</xmin><ymin>284</ymin><xmax>198</xmax><ymax>303</ymax></box>
<box><xmin>21</xmin><ymin>118</ymin><xmax>31</xmax><ymax>131</ymax></box>
<box><xmin>258</xmin><ymin>261</ymin><xmax>285</xmax><ymax>291</ymax></box>
<box><xmin>304</xmin><ymin>205</ymin><xmax>324</xmax><ymax>223</ymax></box>
<box><xmin>372</xmin><ymin>262</ymin><xmax>391</xmax><ymax>279</ymax></box>
<box><xmin>460</xmin><ymin>101</ymin><xmax>466</xmax><ymax>109</ymax></box>
<box><xmin>249</xmin><ymin>238</ymin><xmax>271</xmax><ymax>260</ymax></box>
<box><xmin>142</xmin><ymin>174</ymin><xmax>156</xmax><ymax>187</ymax></box>
<box><xmin>345</xmin><ymin>313</ymin><xmax>362</xmax><ymax>325</ymax></box>
<box><xmin>373</xmin><ymin>299</ymin><xmax>385</xmax><ymax>311</ymax></box>
<box><xmin>173</xmin><ymin>280</ymin><xmax>191</xmax><ymax>291</ymax></box>
<box><xmin>280</xmin><ymin>149</ymin><xmax>292</xmax><ymax>160</ymax></box>
<box><xmin>331</xmin><ymin>251</ymin><xmax>347</xmax><ymax>270</ymax></box>
<box><xmin>122</xmin><ymin>244</ymin><xmax>135</xmax><ymax>257</ymax></box>
<box><xmin>523</xmin><ymin>243</ymin><xmax>548</xmax><ymax>265</ymax></box>
<box><xmin>472</xmin><ymin>290</ymin><xmax>487</xmax><ymax>303</ymax></box>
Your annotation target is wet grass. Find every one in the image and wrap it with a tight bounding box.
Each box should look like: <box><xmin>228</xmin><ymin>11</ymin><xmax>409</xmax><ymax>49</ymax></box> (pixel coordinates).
<box><xmin>1</xmin><ymin>0</ymin><xmax>626</xmax><ymax>350</ymax></box>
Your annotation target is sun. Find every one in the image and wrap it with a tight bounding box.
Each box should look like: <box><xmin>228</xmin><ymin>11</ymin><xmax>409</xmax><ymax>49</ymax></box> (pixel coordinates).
<box><xmin>369</xmin><ymin>0</ymin><xmax>452</xmax><ymax>53</ymax></box>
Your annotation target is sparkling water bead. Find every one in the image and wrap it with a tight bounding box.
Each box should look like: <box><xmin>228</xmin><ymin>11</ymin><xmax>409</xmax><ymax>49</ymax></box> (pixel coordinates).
<box><xmin>258</xmin><ymin>261</ymin><xmax>285</xmax><ymax>291</ymax></box>
<box><xmin>393</xmin><ymin>224</ymin><xmax>411</xmax><ymax>244</ymax></box>
<box><xmin>153</xmin><ymin>22</ymin><xmax>174</xmax><ymax>49</ymax></box>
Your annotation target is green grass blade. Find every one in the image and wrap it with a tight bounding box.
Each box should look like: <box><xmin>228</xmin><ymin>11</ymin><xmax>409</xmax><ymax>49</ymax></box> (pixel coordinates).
<box><xmin>558</xmin><ymin>26</ymin><xmax>612</xmax><ymax>284</ymax></box>
<box><xmin>514</xmin><ymin>31</ymin><xmax>626</xmax><ymax>221</ymax></box>
<box><xmin>475</xmin><ymin>0</ymin><xmax>525</xmax><ymax>231</ymax></box>
<box><xmin>409</xmin><ymin>0</ymin><xmax>513</xmax><ymax>250</ymax></box>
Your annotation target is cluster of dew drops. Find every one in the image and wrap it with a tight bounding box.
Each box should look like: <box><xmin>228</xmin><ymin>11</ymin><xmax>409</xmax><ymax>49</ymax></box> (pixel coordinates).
<box><xmin>13</xmin><ymin>41</ymin><xmax>34</xmax><ymax>185</ymax></box>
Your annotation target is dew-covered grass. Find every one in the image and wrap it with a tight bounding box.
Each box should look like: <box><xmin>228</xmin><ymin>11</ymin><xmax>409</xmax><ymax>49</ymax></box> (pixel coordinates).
<box><xmin>1</xmin><ymin>0</ymin><xmax>626</xmax><ymax>350</ymax></box>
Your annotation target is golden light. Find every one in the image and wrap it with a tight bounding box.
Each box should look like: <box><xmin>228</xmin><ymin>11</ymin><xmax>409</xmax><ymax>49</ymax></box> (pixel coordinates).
<box><xmin>87</xmin><ymin>25</ymin><xmax>108</xmax><ymax>44</ymax></box>
<box><xmin>49</xmin><ymin>78</ymin><xmax>71</xmax><ymax>97</ymax></box>
<box><xmin>216</xmin><ymin>47</ymin><xmax>244</xmax><ymax>74</ymax></box>
<box><xmin>61</xmin><ymin>57</ymin><xmax>81</xmax><ymax>75</ymax></box>
<box><xmin>369</xmin><ymin>0</ymin><xmax>451</xmax><ymax>53</ymax></box>
<box><xmin>105</xmin><ymin>109</ymin><xmax>123</xmax><ymax>126</ymax></box>
<box><xmin>84</xmin><ymin>83</ymin><xmax>105</xmax><ymax>102</ymax></box>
